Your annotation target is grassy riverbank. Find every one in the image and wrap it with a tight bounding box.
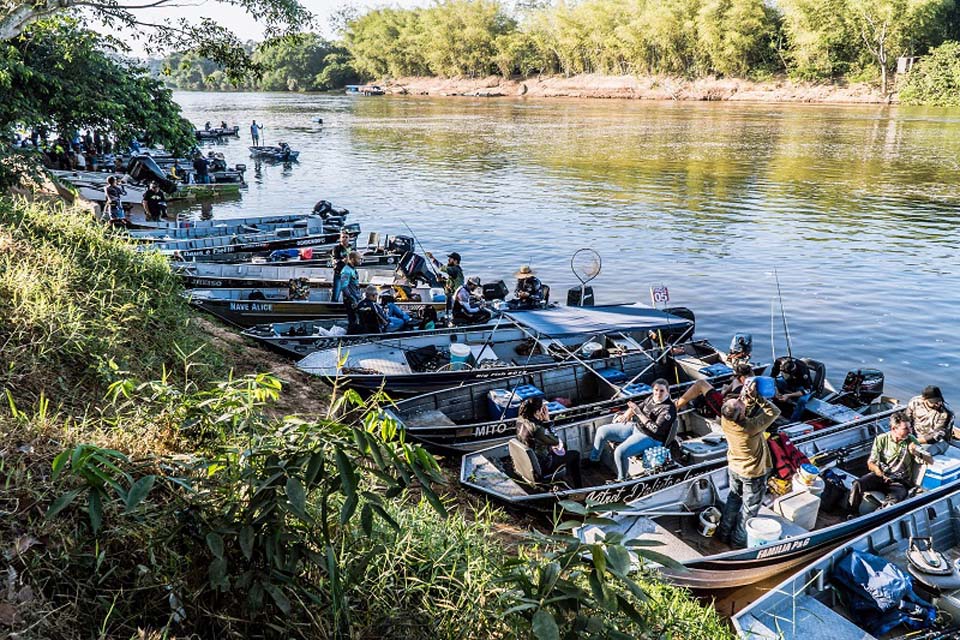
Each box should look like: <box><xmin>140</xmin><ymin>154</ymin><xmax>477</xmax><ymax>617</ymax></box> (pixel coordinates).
<box><xmin>0</xmin><ymin>196</ymin><xmax>733</xmax><ymax>639</ymax></box>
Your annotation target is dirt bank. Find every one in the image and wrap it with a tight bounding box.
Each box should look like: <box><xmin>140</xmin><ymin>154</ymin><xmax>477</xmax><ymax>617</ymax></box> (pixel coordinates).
<box><xmin>385</xmin><ymin>73</ymin><xmax>893</xmax><ymax>104</ymax></box>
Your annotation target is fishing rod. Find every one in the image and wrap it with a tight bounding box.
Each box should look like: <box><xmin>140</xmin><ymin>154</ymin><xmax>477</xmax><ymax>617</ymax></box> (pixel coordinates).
<box><xmin>770</xmin><ymin>299</ymin><xmax>777</xmax><ymax>364</ymax></box>
<box><xmin>774</xmin><ymin>268</ymin><xmax>793</xmax><ymax>359</ymax></box>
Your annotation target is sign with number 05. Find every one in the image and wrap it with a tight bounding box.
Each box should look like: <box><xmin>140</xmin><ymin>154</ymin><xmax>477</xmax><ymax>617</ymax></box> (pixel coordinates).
<box><xmin>650</xmin><ymin>285</ymin><xmax>670</xmax><ymax>306</ymax></box>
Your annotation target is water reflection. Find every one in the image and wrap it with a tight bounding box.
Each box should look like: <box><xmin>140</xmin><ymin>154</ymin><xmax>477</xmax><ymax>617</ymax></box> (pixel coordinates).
<box><xmin>172</xmin><ymin>92</ymin><xmax>960</xmax><ymax>398</ymax></box>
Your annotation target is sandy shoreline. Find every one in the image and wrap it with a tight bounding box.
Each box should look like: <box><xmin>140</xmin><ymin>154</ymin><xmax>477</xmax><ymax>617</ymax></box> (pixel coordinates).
<box><xmin>385</xmin><ymin>73</ymin><xmax>893</xmax><ymax>104</ymax></box>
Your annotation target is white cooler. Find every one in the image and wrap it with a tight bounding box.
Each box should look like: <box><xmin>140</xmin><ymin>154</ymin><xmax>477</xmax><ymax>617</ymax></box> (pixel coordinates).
<box><xmin>772</xmin><ymin>490</ymin><xmax>821</xmax><ymax>531</ymax></box>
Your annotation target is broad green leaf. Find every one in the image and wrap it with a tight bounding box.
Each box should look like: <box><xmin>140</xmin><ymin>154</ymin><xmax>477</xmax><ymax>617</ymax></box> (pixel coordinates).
<box><xmin>606</xmin><ymin>545</ymin><xmax>632</xmax><ymax>576</ymax></box>
<box><xmin>124</xmin><ymin>475</ymin><xmax>156</xmax><ymax>512</ymax></box>
<box><xmin>209</xmin><ymin>557</ymin><xmax>229</xmax><ymax>590</ymax></box>
<box><xmin>537</xmin><ymin>561</ymin><xmax>561</xmax><ymax>596</ymax></box>
<box><xmin>360</xmin><ymin>503</ymin><xmax>373</xmax><ymax>536</ymax></box>
<box><xmin>557</xmin><ymin>500</ymin><xmax>587</xmax><ymax>515</ymax></box>
<box><xmin>51</xmin><ymin>450</ymin><xmax>70</xmax><ymax>479</ymax></box>
<box><xmin>206</xmin><ymin>532</ymin><xmax>225</xmax><ymax>560</ymax></box>
<box><xmin>239</xmin><ymin>526</ymin><xmax>255</xmax><ymax>561</ymax></box>
<box><xmin>370</xmin><ymin>504</ymin><xmax>400</xmax><ymax>532</ymax></box>
<box><xmin>334</xmin><ymin>446</ymin><xmax>356</xmax><ymax>495</ymax></box>
<box><xmin>340</xmin><ymin>493</ymin><xmax>358</xmax><ymax>524</ymax></box>
<box><xmin>531</xmin><ymin>609</ymin><xmax>560</xmax><ymax>640</ymax></box>
<box><xmin>285</xmin><ymin>477</ymin><xmax>307</xmax><ymax>517</ymax></box>
<box><xmin>45</xmin><ymin>488</ymin><xmax>81</xmax><ymax>519</ymax></box>
<box><xmin>263</xmin><ymin>582</ymin><xmax>291</xmax><ymax>615</ymax></box>
<box><xmin>88</xmin><ymin>490</ymin><xmax>103</xmax><ymax>534</ymax></box>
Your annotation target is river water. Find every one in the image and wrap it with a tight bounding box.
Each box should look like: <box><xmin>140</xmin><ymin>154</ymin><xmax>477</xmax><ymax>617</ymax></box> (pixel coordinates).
<box><xmin>174</xmin><ymin>91</ymin><xmax>960</xmax><ymax>401</ymax></box>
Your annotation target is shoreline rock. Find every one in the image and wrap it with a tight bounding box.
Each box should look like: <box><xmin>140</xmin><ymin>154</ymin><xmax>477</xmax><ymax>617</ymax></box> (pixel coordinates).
<box><xmin>383</xmin><ymin>73</ymin><xmax>892</xmax><ymax>104</ymax></box>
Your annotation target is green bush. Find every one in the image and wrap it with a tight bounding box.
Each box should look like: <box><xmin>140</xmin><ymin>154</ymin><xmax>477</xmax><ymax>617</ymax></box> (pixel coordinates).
<box><xmin>900</xmin><ymin>41</ymin><xmax>960</xmax><ymax>106</ymax></box>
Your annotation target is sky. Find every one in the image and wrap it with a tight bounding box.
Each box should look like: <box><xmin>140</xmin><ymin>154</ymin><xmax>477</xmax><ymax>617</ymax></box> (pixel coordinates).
<box><xmin>97</xmin><ymin>0</ymin><xmax>429</xmax><ymax>56</ymax></box>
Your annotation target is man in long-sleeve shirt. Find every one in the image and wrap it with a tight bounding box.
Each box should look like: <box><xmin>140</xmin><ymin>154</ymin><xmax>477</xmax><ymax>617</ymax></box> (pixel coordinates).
<box><xmin>716</xmin><ymin>380</ymin><xmax>782</xmax><ymax>548</ymax></box>
<box><xmin>905</xmin><ymin>385</ymin><xmax>954</xmax><ymax>456</ymax></box>
<box><xmin>451</xmin><ymin>277</ymin><xmax>491</xmax><ymax>325</ymax></box>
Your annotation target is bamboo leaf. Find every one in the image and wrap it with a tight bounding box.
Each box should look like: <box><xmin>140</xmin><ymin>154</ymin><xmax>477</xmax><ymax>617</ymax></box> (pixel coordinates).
<box><xmin>531</xmin><ymin>609</ymin><xmax>560</xmax><ymax>640</ymax></box>
<box><xmin>239</xmin><ymin>526</ymin><xmax>255</xmax><ymax>561</ymax></box>
<box><xmin>370</xmin><ymin>504</ymin><xmax>400</xmax><ymax>532</ymax></box>
<box><xmin>360</xmin><ymin>503</ymin><xmax>373</xmax><ymax>536</ymax></box>
<box><xmin>263</xmin><ymin>582</ymin><xmax>291</xmax><ymax>615</ymax></box>
<box><xmin>206</xmin><ymin>532</ymin><xmax>225</xmax><ymax>560</ymax></box>
<box><xmin>558</xmin><ymin>500</ymin><xmax>587</xmax><ymax>515</ymax></box>
<box><xmin>88</xmin><ymin>490</ymin><xmax>103</xmax><ymax>534</ymax></box>
<box><xmin>340</xmin><ymin>493</ymin><xmax>358</xmax><ymax>524</ymax></box>
<box><xmin>537</xmin><ymin>561</ymin><xmax>561</xmax><ymax>597</ymax></box>
<box><xmin>124</xmin><ymin>475</ymin><xmax>156</xmax><ymax>512</ymax></box>
<box><xmin>45</xmin><ymin>488</ymin><xmax>81</xmax><ymax>519</ymax></box>
<box><xmin>285</xmin><ymin>477</ymin><xmax>307</xmax><ymax>517</ymax></box>
<box><xmin>605</xmin><ymin>545</ymin><xmax>632</xmax><ymax>576</ymax></box>
<box><xmin>51</xmin><ymin>450</ymin><xmax>70</xmax><ymax>480</ymax></box>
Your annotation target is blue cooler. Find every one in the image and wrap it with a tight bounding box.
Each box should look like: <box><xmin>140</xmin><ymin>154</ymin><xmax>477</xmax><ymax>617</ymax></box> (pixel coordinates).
<box><xmin>754</xmin><ymin>375</ymin><xmax>777</xmax><ymax>398</ymax></box>
<box><xmin>545</xmin><ymin>401</ymin><xmax>569</xmax><ymax>415</ymax></box>
<box><xmin>487</xmin><ymin>385</ymin><xmax>544</xmax><ymax>419</ymax></box>
<box><xmin>616</xmin><ymin>383</ymin><xmax>652</xmax><ymax>399</ymax></box>
<box><xmin>699</xmin><ymin>363</ymin><xmax>733</xmax><ymax>378</ymax></box>
<box><xmin>921</xmin><ymin>448</ymin><xmax>960</xmax><ymax>490</ymax></box>
<box><xmin>595</xmin><ymin>367</ymin><xmax>628</xmax><ymax>399</ymax></box>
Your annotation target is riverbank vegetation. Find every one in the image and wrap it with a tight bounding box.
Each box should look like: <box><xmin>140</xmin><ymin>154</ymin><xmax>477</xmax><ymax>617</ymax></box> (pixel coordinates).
<box><xmin>0</xmin><ymin>196</ymin><xmax>733</xmax><ymax>638</ymax></box>
<box><xmin>160</xmin><ymin>0</ymin><xmax>960</xmax><ymax>102</ymax></box>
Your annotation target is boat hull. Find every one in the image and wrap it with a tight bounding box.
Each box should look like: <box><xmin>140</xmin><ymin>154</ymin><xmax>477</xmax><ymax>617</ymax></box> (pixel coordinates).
<box><xmin>190</xmin><ymin>297</ymin><xmax>444</xmax><ymax>329</ymax></box>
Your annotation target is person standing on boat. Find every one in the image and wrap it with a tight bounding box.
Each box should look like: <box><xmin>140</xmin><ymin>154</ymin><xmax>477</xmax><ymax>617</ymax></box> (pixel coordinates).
<box><xmin>588</xmin><ymin>379</ymin><xmax>677</xmax><ymax>481</ymax></box>
<box><xmin>509</xmin><ymin>265</ymin><xmax>544</xmax><ymax>309</ymax></box>
<box><xmin>716</xmin><ymin>380</ymin><xmax>781</xmax><ymax>548</ymax></box>
<box><xmin>426</xmin><ymin>251</ymin><xmax>464</xmax><ymax>314</ymax></box>
<box><xmin>516</xmin><ymin>397</ymin><xmax>583</xmax><ymax>488</ymax></box>
<box><xmin>905</xmin><ymin>385</ymin><xmax>954</xmax><ymax>456</ymax></box>
<box><xmin>331</xmin><ymin>230</ymin><xmax>352</xmax><ymax>302</ymax></box>
<box><xmin>141</xmin><ymin>181</ymin><xmax>167</xmax><ymax>222</ymax></box>
<box><xmin>341</xmin><ymin>251</ymin><xmax>363</xmax><ymax>334</ymax></box>
<box><xmin>104</xmin><ymin>176</ymin><xmax>127</xmax><ymax>226</ymax></box>
<box><xmin>451</xmin><ymin>276</ymin><xmax>491</xmax><ymax>326</ymax></box>
<box><xmin>848</xmin><ymin>412</ymin><xmax>933</xmax><ymax>514</ymax></box>
<box><xmin>250</xmin><ymin>120</ymin><xmax>263</xmax><ymax>146</ymax></box>
<box><xmin>192</xmin><ymin>153</ymin><xmax>210</xmax><ymax>184</ymax></box>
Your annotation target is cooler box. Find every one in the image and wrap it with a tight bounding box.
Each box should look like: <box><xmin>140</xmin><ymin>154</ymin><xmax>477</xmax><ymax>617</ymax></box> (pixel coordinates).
<box><xmin>920</xmin><ymin>447</ymin><xmax>960</xmax><ymax>490</ymax></box>
<box><xmin>615</xmin><ymin>382</ymin><xmax>652</xmax><ymax>399</ymax></box>
<box><xmin>699</xmin><ymin>363</ymin><xmax>733</xmax><ymax>378</ymax></box>
<box><xmin>681</xmin><ymin>436</ymin><xmax>728</xmax><ymax>464</ymax></box>
<box><xmin>594</xmin><ymin>368</ymin><xmax>628</xmax><ymax>399</ymax></box>
<box><xmin>487</xmin><ymin>385</ymin><xmax>544</xmax><ymax>420</ymax></box>
<box><xmin>773</xmin><ymin>490</ymin><xmax>821</xmax><ymax>531</ymax></box>
<box><xmin>779</xmin><ymin>422</ymin><xmax>815</xmax><ymax>439</ymax></box>
<box><xmin>545</xmin><ymin>401</ymin><xmax>569</xmax><ymax>415</ymax></box>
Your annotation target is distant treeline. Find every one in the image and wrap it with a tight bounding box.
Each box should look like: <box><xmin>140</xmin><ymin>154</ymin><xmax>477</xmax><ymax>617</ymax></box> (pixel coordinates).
<box><xmin>160</xmin><ymin>0</ymin><xmax>960</xmax><ymax>97</ymax></box>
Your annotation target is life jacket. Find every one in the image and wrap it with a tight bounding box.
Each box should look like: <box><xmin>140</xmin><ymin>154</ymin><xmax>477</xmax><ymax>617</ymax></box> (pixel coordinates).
<box><xmin>768</xmin><ymin>432</ymin><xmax>810</xmax><ymax>480</ymax></box>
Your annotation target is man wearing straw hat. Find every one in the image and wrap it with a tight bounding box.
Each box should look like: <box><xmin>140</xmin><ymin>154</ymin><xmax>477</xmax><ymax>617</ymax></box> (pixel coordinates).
<box><xmin>508</xmin><ymin>264</ymin><xmax>544</xmax><ymax>309</ymax></box>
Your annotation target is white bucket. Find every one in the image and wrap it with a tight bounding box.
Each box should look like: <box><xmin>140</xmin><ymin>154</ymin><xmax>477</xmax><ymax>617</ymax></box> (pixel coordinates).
<box><xmin>449</xmin><ymin>343</ymin><xmax>472</xmax><ymax>371</ymax></box>
<box><xmin>698</xmin><ymin>506</ymin><xmax>721</xmax><ymax>537</ymax></box>
<box><xmin>745</xmin><ymin>517</ymin><xmax>782</xmax><ymax>548</ymax></box>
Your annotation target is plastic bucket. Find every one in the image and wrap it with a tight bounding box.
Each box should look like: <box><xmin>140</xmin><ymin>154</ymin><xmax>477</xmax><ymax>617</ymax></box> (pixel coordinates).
<box><xmin>745</xmin><ymin>517</ymin><xmax>782</xmax><ymax>548</ymax></box>
<box><xmin>754</xmin><ymin>376</ymin><xmax>777</xmax><ymax>398</ymax></box>
<box><xmin>798</xmin><ymin>463</ymin><xmax>820</xmax><ymax>484</ymax></box>
<box><xmin>430</xmin><ymin>287</ymin><xmax>446</xmax><ymax>303</ymax></box>
<box><xmin>698</xmin><ymin>506</ymin><xmax>721</xmax><ymax>537</ymax></box>
<box><xmin>450</xmin><ymin>343</ymin><xmax>472</xmax><ymax>371</ymax></box>
<box><xmin>792</xmin><ymin>473</ymin><xmax>825</xmax><ymax>497</ymax></box>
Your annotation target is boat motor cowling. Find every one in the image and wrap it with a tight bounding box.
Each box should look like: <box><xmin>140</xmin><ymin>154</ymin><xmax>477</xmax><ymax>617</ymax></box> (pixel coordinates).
<box><xmin>388</xmin><ymin>235</ymin><xmax>415</xmax><ymax>255</ymax></box>
<box><xmin>127</xmin><ymin>156</ymin><xmax>177</xmax><ymax>193</ymax></box>
<box><xmin>842</xmin><ymin>368</ymin><xmax>885</xmax><ymax>403</ymax></box>
<box><xmin>482</xmin><ymin>280</ymin><xmax>509</xmax><ymax>302</ymax></box>
<box><xmin>397</xmin><ymin>252</ymin><xmax>440</xmax><ymax>288</ymax></box>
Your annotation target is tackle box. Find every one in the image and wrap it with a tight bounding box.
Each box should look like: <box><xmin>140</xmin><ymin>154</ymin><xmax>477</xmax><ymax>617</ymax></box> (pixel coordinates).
<box><xmin>487</xmin><ymin>385</ymin><xmax>544</xmax><ymax>420</ymax></box>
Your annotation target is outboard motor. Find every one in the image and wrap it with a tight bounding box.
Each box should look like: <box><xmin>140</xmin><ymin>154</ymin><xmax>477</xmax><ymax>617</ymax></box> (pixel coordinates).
<box><xmin>388</xmin><ymin>235</ymin><xmax>415</xmax><ymax>255</ymax></box>
<box><xmin>127</xmin><ymin>155</ymin><xmax>177</xmax><ymax>193</ymax></box>
<box><xmin>842</xmin><ymin>368</ymin><xmax>884</xmax><ymax>404</ymax></box>
<box><xmin>566</xmin><ymin>286</ymin><xmax>595</xmax><ymax>307</ymax></box>
<box><xmin>661</xmin><ymin>306</ymin><xmax>696</xmax><ymax>342</ymax></box>
<box><xmin>312</xmin><ymin>200</ymin><xmax>333</xmax><ymax>218</ymax></box>
<box><xmin>397</xmin><ymin>252</ymin><xmax>440</xmax><ymax>287</ymax></box>
<box><xmin>482</xmin><ymin>280</ymin><xmax>509</xmax><ymax>302</ymax></box>
<box><xmin>729</xmin><ymin>334</ymin><xmax>753</xmax><ymax>359</ymax></box>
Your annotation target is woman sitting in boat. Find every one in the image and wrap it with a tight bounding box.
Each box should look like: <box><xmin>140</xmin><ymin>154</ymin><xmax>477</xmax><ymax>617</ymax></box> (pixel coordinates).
<box><xmin>848</xmin><ymin>411</ymin><xmax>933</xmax><ymax>515</ymax></box>
<box><xmin>452</xmin><ymin>277</ymin><xmax>491</xmax><ymax>326</ymax></box>
<box><xmin>418</xmin><ymin>306</ymin><xmax>438</xmax><ymax>330</ymax></box>
<box><xmin>508</xmin><ymin>264</ymin><xmax>544</xmax><ymax>309</ymax></box>
<box><xmin>587</xmin><ymin>379</ymin><xmax>677</xmax><ymax>482</ymax></box>
<box><xmin>516</xmin><ymin>397</ymin><xmax>583</xmax><ymax>488</ymax></box>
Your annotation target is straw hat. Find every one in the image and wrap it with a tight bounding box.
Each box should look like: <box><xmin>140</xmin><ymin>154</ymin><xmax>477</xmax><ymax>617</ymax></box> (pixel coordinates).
<box><xmin>514</xmin><ymin>264</ymin><xmax>536</xmax><ymax>279</ymax></box>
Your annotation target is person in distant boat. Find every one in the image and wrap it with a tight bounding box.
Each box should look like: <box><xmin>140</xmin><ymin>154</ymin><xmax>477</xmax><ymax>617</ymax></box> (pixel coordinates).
<box><xmin>452</xmin><ymin>276</ymin><xmax>491</xmax><ymax>326</ymax></box>
<box><xmin>848</xmin><ymin>411</ymin><xmax>933</xmax><ymax>514</ymax></box>
<box><xmin>104</xmin><ymin>176</ymin><xmax>126</xmax><ymax>226</ymax></box>
<box><xmin>341</xmin><ymin>251</ymin><xmax>363</xmax><ymax>334</ymax></box>
<box><xmin>425</xmin><ymin>251</ymin><xmax>464</xmax><ymax>314</ymax></box>
<box><xmin>330</xmin><ymin>229</ymin><xmax>353</xmax><ymax>302</ymax></box>
<box><xmin>287</xmin><ymin>277</ymin><xmax>310</xmax><ymax>301</ymax></box>
<box><xmin>509</xmin><ymin>264</ymin><xmax>543</xmax><ymax>309</ymax></box>
<box><xmin>716</xmin><ymin>379</ymin><xmax>781</xmax><ymax>548</ymax></box>
<box><xmin>220</xmin><ymin>121</ymin><xmax>227</xmax><ymax>130</ymax></box>
<box><xmin>773</xmin><ymin>357</ymin><xmax>814</xmax><ymax>421</ymax></box>
<box><xmin>726</xmin><ymin>334</ymin><xmax>753</xmax><ymax>367</ymax></box>
<box><xmin>204</xmin><ymin>121</ymin><xmax>211</xmax><ymax>131</ymax></box>
<box><xmin>380</xmin><ymin>290</ymin><xmax>412</xmax><ymax>332</ymax></box>
<box><xmin>356</xmin><ymin>286</ymin><xmax>389</xmax><ymax>334</ymax></box>
<box><xmin>516</xmin><ymin>396</ymin><xmax>583</xmax><ymax>488</ymax></box>
<box><xmin>250</xmin><ymin>120</ymin><xmax>263</xmax><ymax>146</ymax></box>
<box><xmin>192</xmin><ymin>153</ymin><xmax>210</xmax><ymax>184</ymax></box>
<box><xmin>588</xmin><ymin>378</ymin><xmax>677</xmax><ymax>482</ymax></box>
<box><xmin>170</xmin><ymin>160</ymin><xmax>182</xmax><ymax>182</ymax></box>
<box><xmin>141</xmin><ymin>181</ymin><xmax>167</xmax><ymax>222</ymax></box>
<box><xmin>675</xmin><ymin>362</ymin><xmax>753</xmax><ymax>416</ymax></box>
<box><xmin>905</xmin><ymin>385</ymin><xmax>954</xmax><ymax>456</ymax></box>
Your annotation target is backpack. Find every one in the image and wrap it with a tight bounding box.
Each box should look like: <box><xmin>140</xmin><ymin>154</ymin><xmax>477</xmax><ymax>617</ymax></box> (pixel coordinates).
<box><xmin>768</xmin><ymin>433</ymin><xmax>810</xmax><ymax>480</ymax></box>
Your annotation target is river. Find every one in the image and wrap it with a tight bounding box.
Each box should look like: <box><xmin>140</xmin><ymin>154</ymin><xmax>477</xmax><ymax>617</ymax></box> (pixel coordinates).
<box><xmin>174</xmin><ymin>91</ymin><xmax>960</xmax><ymax>401</ymax></box>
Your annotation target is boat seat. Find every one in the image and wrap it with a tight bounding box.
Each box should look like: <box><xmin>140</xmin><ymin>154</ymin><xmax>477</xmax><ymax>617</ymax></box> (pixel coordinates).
<box><xmin>508</xmin><ymin>438</ymin><xmax>567</xmax><ymax>488</ymax></box>
<box><xmin>861</xmin><ymin>458</ymin><xmax>930</xmax><ymax>516</ymax></box>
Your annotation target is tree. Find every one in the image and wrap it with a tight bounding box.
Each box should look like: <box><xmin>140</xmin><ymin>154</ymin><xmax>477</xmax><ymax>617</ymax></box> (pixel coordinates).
<box><xmin>696</xmin><ymin>0</ymin><xmax>777</xmax><ymax>76</ymax></box>
<box><xmin>778</xmin><ymin>0</ymin><xmax>858</xmax><ymax>79</ymax></box>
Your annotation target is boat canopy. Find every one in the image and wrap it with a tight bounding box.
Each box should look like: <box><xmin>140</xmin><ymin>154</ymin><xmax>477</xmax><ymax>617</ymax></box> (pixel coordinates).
<box><xmin>505</xmin><ymin>303</ymin><xmax>692</xmax><ymax>338</ymax></box>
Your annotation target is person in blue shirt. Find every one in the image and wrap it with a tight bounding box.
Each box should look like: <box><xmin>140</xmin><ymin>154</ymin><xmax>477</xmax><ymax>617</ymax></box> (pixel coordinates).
<box><xmin>380</xmin><ymin>290</ymin><xmax>412</xmax><ymax>332</ymax></box>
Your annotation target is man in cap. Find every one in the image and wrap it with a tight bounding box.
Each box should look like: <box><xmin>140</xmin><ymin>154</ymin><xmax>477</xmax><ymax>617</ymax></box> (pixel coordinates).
<box><xmin>426</xmin><ymin>251</ymin><xmax>464</xmax><ymax>315</ymax></box>
<box><xmin>905</xmin><ymin>385</ymin><xmax>954</xmax><ymax>456</ymax></box>
<box><xmin>355</xmin><ymin>286</ymin><xmax>389</xmax><ymax>334</ymax></box>
<box><xmin>452</xmin><ymin>276</ymin><xmax>491</xmax><ymax>326</ymax></box>
<box><xmin>509</xmin><ymin>264</ymin><xmax>544</xmax><ymax>309</ymax></box>
<box><xmin>141</xmin><ymin>181</ymin><xmax>167</xmax><ymax>222</ymax></box>
<box><xmin>330</xmin><ymin>229</ymin><xmax>353</xmax><ymax>302</ymax></box>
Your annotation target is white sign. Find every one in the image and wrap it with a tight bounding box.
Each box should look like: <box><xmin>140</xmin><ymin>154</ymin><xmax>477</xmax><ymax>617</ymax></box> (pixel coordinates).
<box><xmin>650</xmin><ymin>285</ymin><xmax>670</xmax><ymax>307</ymax></box>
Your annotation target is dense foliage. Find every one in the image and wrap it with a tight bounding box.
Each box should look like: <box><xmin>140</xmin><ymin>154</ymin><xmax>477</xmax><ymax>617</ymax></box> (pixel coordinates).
<box><xmin>899</xmin><ymin>40</ymin><xmax>960</xmax><ymax>104</ymax></box>
<box><xmin>163</xmin><ymin>0</ymin><xmax>960</xmax><ymax>98</ymax></box>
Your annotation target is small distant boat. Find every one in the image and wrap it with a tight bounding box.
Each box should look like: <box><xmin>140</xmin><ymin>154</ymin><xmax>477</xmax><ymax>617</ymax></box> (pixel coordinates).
<box><xmin>140</xmin><ymin>226</ymin><xmax>358</xmax><ymax>263</ymax></box>
<box><xmin>249</xmin><ymin>144</ymin><xmax>299</xmax><ymax>162</ymax></box>
<box><xmin>297</xmin><ymin>304</ymin><xmax>695</xmax><ymax>396</ymax></box>
<box><xmin>127</xmin><ymin>213</ymin><xmax>318</xmax><ymax>231</ymax></box>
<box><xmin>196</xmin><ymin>126</ymin><xmax>240</xmax><ymax>140</ymax></box>
<box><xmin>128</xmin><ymin>215</ymin><xmax>329</xmax><ymax>242</ymax></box>
<box><xmin>345</xmin><ymin>84</ymin><xmax>385</xmax><ymax>96</ymax></box>
<box><xmin>185</xmin><ymin>286</ymin><xmax>442</xmax><ymax>328</ymax></box>
<box><xmin>733</xmin><ymin>486</ymin><xmax>960</xmax><ymax>639</ymax></box>
<box><xmin>172</xmin><ymin>262</ymin><xmax>398</xmax><ymax>290</ymax></box>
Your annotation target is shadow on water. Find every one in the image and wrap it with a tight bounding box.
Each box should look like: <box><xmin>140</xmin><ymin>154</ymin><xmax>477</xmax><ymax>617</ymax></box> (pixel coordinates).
<box><xmin>171</xmin><ymin>91</ymin><xmax>960</xmax><ymax>399</ymax></box>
